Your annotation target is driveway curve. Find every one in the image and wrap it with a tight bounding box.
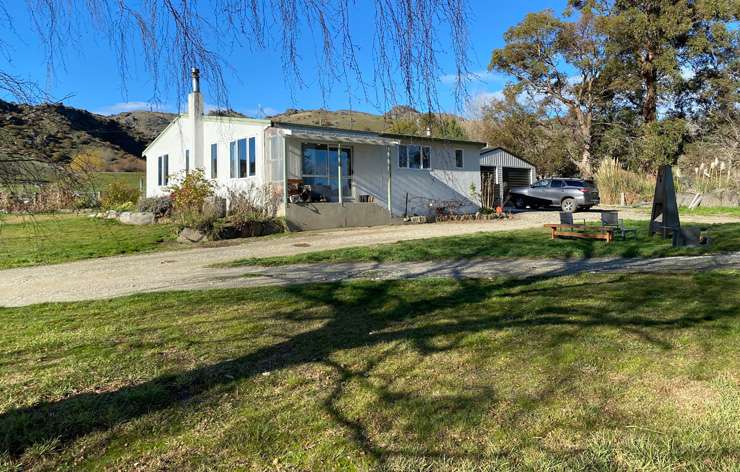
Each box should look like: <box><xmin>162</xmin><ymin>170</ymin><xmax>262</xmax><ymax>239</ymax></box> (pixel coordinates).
<box><xmin>1</xmin><ymin>210</ymin><xmax>737</xmax><ymax>307</ymax></box>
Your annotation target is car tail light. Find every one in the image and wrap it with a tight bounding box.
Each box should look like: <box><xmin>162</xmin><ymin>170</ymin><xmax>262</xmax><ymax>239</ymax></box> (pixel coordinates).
<box><xmin>579</xmin><ymin>188</ymin><xmax>590</xmax><ymax>193</ymax></box>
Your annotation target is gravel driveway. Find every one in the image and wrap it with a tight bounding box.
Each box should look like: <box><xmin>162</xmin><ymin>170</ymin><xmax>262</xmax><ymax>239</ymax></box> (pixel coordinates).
<box><xmin>1</xmin><ymin>209</ymin><xmax>736</xmax><ymax>307</ymax></box>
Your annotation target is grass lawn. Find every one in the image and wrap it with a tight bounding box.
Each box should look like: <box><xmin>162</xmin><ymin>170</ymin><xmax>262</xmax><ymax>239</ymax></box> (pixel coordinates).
<box><xmin>679</xmin><ymin>206</ymin><xmax>740</xmax><ymax>218</ymax></box>
<box><xmin>0</xmin><ymin>272</ymin><xmax>738</xmax><ymax>470</ymax></box>
<box><xmin>91</xmin><ymin>172</ymin><xmax>145</xmax><ymax>191</ymax></box>
<box><xmin>226</xmin><ymin>221</ymin><xmax>740</xmax><ymax>267</ymax></box>
<box><xmin>0</xmin><ymin>215</ymin><xmax>177</xmax><ymax>269</ymax></box>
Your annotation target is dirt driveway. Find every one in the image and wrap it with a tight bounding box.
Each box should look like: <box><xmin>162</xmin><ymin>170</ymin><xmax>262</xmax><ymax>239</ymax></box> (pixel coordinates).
<box><xmin>0</xmin><ymin>209</ymin><xmax>736</xmax><ymax>307</ymax></box>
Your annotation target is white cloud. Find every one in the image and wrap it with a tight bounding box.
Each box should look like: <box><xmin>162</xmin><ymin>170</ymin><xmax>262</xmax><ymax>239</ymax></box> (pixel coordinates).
<box><xmin>464</xmin><ymin>90</ymin><xmax>506</xmax><ymax>118</ymax></box>
<box><xmin>440</xmin><ymin>69</ymin><xmax>507</xmax><ymax>86</ymax></box>
<box><xmin>94</xmin><ymin>101</ymin><xmax>170</xmax><ymax>115</ymax></box>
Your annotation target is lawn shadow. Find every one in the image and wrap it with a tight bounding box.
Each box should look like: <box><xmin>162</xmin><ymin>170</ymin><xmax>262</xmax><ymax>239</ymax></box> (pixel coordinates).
<box><xmin>0</xmin><ymin>270</ymin><xmax>737</xmax><ymax>466</ymax></box>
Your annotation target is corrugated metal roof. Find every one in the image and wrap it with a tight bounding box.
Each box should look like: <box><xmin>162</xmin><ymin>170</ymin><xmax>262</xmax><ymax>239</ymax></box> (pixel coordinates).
<box><xmin>275</xmin><ymin>123</ymin><xmax>400</xmax><ymax>146</ymax></box>
<box><xmin>480</xmin><ymin>147</ymin><xmax>536</xmax><ymax>170</ymax></box>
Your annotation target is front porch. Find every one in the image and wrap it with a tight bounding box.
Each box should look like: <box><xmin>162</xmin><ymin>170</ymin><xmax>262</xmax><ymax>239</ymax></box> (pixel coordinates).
<box><xmin>267</xmin><ymin>124</ymin><xmax>399</xmax><ymax>229</ymax></box>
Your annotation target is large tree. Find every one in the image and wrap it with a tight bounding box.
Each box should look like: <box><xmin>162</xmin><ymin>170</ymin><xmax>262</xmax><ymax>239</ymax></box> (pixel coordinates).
<box><xmin>571</xmin><ymin>0</ymin><xmax>739</xmax><ymax>122</ymax></box>
<box><xmin>490</xmin><ymin>8</ymin><xmax>613</xmax><ymax>177</ymax></box>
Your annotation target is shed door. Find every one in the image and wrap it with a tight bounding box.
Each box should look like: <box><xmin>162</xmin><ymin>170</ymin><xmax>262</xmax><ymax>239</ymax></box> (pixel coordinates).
<box><xmin>503</xmin><ymin>168</ymin><xmax>531</xmax><ymax>188</ymax></box>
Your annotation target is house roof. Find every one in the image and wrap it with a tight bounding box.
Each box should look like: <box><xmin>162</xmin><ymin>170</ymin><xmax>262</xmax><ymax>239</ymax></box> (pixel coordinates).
<box><xmin>480</xmin><ymin>146</ymin><xmax>537</xmax><ymax>168</ymax></box>
<box><xmin>273</xmin><ymin>122</ymin><xmax>400</xmax><ymax>146</ymax></box>
<box><xmin>273</xmin><ymin>121</ymin><xmax>486</xmax><ymax>147</ymax></box>
<box><xmin>380</xmin><ymin>132</ymin><xmax>486</xmax><ymax>147</ymax></box>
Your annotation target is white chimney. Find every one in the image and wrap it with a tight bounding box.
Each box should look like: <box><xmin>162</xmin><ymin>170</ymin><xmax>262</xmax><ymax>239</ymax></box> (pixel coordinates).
<box><xmin>188</xmin><ymin>67</ymin><xmax>204</xmax><ymax>169</ymax></box>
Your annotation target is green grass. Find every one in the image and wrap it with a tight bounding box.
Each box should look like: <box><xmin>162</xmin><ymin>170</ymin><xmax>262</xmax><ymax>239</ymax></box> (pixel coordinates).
<box><xmin>679</xmin><ymin>206</ymin><xmax>740</xmax><ymax>218</ymax></box>
<box><xmin>0</xmin><ymin>272</ymin><xmax>738</xmax><ymax>470</ymax></box>
<box><xmin>226</xmin><ymin>221</ymin><xmax>740</xmax><ymax>267</ymax></box>
<box><xmin>91</xmin><ymin>172</ymin><xmax>145</xmax><ymax>191</ymax></box>
<box><xmin>0</xmin><ymin>215</ymin><xmax>176</xmax><ymax>269</ymax></box>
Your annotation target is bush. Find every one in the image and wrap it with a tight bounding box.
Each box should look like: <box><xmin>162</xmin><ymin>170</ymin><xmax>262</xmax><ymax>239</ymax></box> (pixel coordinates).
<box><xmin>101</xmin><ymin>181</ymin><xmax>139</xmax><ymax>210</ymax></box>
<box><xmin>168</xmin><ymin>170</ymin><xmax>216</xmax><ymax>230</ymax></box>
<box><xmin>595</xmin><ymin>159</ymin><xmax>655</xmax><ymax>205</ymax></box>
<box><xmin>137</xmin><ymin>196</ymin><xmax>173</xmax><ymax>219</ymax></box>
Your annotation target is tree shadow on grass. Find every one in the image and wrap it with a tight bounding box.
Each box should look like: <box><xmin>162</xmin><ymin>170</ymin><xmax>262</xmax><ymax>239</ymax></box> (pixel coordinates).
<box><xmin>0</xmin><ymin>271</ymin><xmax>737</xmax><ymax>466</ymax></box>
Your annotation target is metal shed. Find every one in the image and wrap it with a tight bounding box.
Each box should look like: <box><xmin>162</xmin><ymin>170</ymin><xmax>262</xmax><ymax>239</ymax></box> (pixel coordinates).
<box><xmin>479</xmin><ymin>147</ymin><xmax>536</xmax><ymax>208</ymax></box>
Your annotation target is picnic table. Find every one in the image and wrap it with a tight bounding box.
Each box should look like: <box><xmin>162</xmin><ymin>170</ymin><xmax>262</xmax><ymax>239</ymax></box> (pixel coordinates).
<box><xmin>544</xmin><ymin>223</ymin><xmax>615</xmax><ymax>243</ymax></box>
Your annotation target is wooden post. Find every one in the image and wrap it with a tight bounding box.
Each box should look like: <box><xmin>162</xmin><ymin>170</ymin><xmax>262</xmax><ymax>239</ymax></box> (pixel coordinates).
<box><xmin>337</xmin><ymin>143</ymin><xmax>343</xmax><ymax>204</ymax></box>
<box><xmin>386</xmin><ymin>146</ymin><xmax>392</xmax><ymax>215</ymax></box>
<box><xmin>282</xmin><ymin>136</ymin><xmax>288</xmax><ymax>208</ymax></box>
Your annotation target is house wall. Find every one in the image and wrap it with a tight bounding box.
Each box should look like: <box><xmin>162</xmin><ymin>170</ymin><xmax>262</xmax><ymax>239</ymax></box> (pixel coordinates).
<box><xmin>144</xmin><ymin>115</ymin><xmax>271</xmax><ymax>198</ymax></box>
<box><xmin>284</xmin><ymin>138</ymin><xmax>482</xmax><ymax>217</ymax></box>
<box><xmin>146</xmin><ymin>117</ymin><xmax>482</xmax><ymax>220</ymax></box>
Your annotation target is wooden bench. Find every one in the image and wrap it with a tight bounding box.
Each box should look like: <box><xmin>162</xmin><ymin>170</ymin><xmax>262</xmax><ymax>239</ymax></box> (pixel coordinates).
<box><xmin>544</xmin><ymin>224</ymin><xmax>614</xmax><ymax>243</ymax></box>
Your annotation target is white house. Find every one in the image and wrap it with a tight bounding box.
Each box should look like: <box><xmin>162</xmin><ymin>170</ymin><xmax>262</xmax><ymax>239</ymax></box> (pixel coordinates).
<box><xmin>144</xmin><ymin>69</ymin><xmax>485</xmax><ymax>230</ymax></box>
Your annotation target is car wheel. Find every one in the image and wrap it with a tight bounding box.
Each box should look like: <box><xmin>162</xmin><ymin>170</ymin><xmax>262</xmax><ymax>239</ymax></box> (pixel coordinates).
<box><xmin>561</xmin><ymin>198</ymin><xmax>576</xmax><ymax>213</ymax></box>
<box><xmin>514</xmin><ymin>196</ymin><xmax>526</xmax><ymax>209</ymax></box>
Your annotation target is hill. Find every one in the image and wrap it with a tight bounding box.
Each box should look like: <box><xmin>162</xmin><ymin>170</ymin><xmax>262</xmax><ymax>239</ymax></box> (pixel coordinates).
<box><xmin>0</xmin><ymin>100</ymin><xmax>174</xmax><ymax>172</ymax></box>
<box><xmin>270</xmin><ymin>108</ymin><xmax>393</xmax><ymax>132</ymax></box>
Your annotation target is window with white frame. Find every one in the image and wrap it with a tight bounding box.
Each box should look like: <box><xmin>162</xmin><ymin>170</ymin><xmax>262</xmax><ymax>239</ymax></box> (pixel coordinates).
<box><xmin>229</xmin><ymin>137</ymin><xmax>256</xmax><ymax>178</ymax></box>
<box><xmin>455</xmin><ymin>149</ymin><xmax>464</xmax><ymax>168</ymax></box>
<box><xmin>398</xmin><ymin>144</ymin><xmax>431</xmax><ymax>169</ymax></box>
<box><xmin>210</xmin><ymin>143</ymin><xmax>218</xmax><ymax>178</ymax></box>
<box><xmin>157</xmin><ymin>154</ymin><xmax>169</xmax><ymax>186</ymax></box>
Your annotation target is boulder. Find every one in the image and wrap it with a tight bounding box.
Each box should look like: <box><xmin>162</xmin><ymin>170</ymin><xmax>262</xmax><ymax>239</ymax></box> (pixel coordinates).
<box><xmin>203</xmin><ymin>196</ymin><xmax>227</xmax><ymax>219</ymax></box>
<box><xmin>177</xmin><ymin>227</ymin><xmax>208</xmax><ymax>243</ymax></box>
<box><xmin>105</xmin><ymin>210</ymin><xmax>119</xmax><ymax>219</ymax></box>
<box><xmin>119</xmin><ymin>211</ymin><xmax>155</xmax><ymax>225</ymax></box>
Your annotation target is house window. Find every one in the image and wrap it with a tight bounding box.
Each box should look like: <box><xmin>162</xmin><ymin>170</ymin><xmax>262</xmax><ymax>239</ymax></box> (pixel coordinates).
<box><xmin>398</xmin><ymin>145</ymin><xmax>408</xmax><ymax>168</ymax></box>
<box><xmin>229</xmin><ymin>138</ymin><xmax>253</xmax><ymax>178</ymax></box>
<box><xmin>455</xmin><ymin>149</ymin><xmax>463</xmax><ymax>168</ymax></box>
<box><xmin>249</xmin><ymin>137</ymin><xmax>256</xmax><ymax>175</ymax></box>
<box><xmin>229</xmin><ymin>141</ymin><xmax>237</xmax><ymax>178</ymax></box>
<box><xmin>185</xmin><ymin>149</ymin><xmax>190</xmax><ymax>173</ymax></box>
<box><xmin>210</xmin><ymin>143</ymin><xmax>218</xmax><ymax>178</ymax></box>
<box><xmin>157</xmin><ymin>154</ymin><xmax>169</xmax><ymax>186</ymax></box>
<box><xmin>301</xmin><ymin>143</ymin><xmax>352</xmax><ymax>201</ymax></box>
<box><xmin>398</xmin><ymin>144</ymin><xmax>431</xmax><ymax>170</ymax></box>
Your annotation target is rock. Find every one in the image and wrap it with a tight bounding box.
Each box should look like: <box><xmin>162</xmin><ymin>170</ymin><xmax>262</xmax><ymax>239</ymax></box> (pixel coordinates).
<box><xmin>409</xmin><ymin>215</ymin><xmax>434</xmax><ymax>224</ymax></box>
<box><xmin>177</xmin><ymin>227</ymin><xmax>208</xmax><ymax>243</ymax></box>
<box><xmin>105</xmin><ymin>210</ymin><xmax>119</xmax><ymax>219</ymax></box>
<box><xmin>119</xmin><ymin>211</ymin><xmax>155</xmax><ymax>225</ymax></box>
<box><xmin>203</xmin><ymin>196</ymin><xmax>227</xmax><ymax>219</ymax></box>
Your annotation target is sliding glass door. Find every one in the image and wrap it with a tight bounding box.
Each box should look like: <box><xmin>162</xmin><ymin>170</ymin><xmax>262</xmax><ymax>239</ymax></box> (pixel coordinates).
<box><xmin>302</xmin><ymin>143</ymin><xmax>352</xmax><ymax>202</ymax></box>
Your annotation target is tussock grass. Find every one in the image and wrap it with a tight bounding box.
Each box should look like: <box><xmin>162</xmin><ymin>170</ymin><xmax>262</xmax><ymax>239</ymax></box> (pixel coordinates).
<box><xmin>595</xmin><ymin>159</ymin><xmax>656</xmax><ymax>205</ymax></box>
<box><xmin>0</xmin><ymin>272</ymin><xmax>738</xmax><ymax>470</ymax></box>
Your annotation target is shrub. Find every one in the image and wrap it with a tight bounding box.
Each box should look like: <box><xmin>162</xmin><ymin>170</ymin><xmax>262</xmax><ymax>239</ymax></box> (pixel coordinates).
<box><xmin>226</xmin><ymin>184</ymin><xmax>280</xmax><ymax>225</ymax></box>
<box><xmin>168</xmin><ymin>170</ymin><xmax>214</xmax><ymax>213</ymax></box>
<box><xmin>595</xmin><ymin>159</ymin><xmax>655</xmax><ymax>205</ymax></box>
<box><xmin>101</xmin><ymin>181</ymin><xmax>139</xmax><ymax>210</ymax></box>
<box><xmin>168</xmin><ymin>170</ymin><xmax>216</xmax><ymax>230</ymax></box>
<box><xmin>137</xmin><ymin>196</ymin><xmax>173</xmax><ymax>219</ymax></box>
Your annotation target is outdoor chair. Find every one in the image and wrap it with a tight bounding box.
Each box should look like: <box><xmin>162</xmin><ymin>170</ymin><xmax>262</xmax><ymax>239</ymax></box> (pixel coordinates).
<box><xmin>600</xmin><ymin>211</ymin><xmax>638</xmax><ymax>240</ymax></box>
<box><xmin>559</xmin><ymin>212</ymin><xmax>586</xmax><ymax>226</ymax></box>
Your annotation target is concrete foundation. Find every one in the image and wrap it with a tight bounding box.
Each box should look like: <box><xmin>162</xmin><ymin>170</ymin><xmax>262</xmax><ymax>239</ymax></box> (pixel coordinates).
<box><xmin>284</xmin><ymin>202</ymin><xmax>400</xmax><ymax>231</ymax></box>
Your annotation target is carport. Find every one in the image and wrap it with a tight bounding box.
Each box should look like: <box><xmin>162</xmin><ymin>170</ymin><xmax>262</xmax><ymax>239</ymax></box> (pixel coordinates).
<box><xmin>479</xmin><ymin>147</ymin><xmax>536</xmax><ymax>208</ymax></box>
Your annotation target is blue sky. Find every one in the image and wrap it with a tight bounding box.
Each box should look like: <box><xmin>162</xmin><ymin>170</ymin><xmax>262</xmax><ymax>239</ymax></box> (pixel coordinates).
<box><xmin>2</xmin><ymin>0</ymin><xmax>566</xmax><ymax>116</ymax></box>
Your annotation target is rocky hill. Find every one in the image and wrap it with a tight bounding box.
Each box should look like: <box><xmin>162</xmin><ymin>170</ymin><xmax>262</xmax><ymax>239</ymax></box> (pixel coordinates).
<box><xmin>0</xmin><ymin>100</ymin><xmax>174</xmax><ymax>171</ymax></box>
<box><xmin>0</xmin><ymin>101</ymin><xmax>470</xmax><ymax>175</ymax></box>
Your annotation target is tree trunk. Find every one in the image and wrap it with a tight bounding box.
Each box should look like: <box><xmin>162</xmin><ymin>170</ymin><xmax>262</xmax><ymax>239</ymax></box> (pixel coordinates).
<box><xmin>641</xmin><ymin>48</ymin><xmax>658</xmax><ymax>123</ymax></box>
<box><xmin>578</xmin><ymin>145</ymin><xmax>593</xmax><ymax>179</ymax></box>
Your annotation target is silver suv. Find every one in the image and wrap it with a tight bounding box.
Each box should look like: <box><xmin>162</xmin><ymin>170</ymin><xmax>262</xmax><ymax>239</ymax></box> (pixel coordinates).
<box><xmin>510</xmin><ymin>178</ymin><xmax>600</xmax><ymax>212</ymax></box>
